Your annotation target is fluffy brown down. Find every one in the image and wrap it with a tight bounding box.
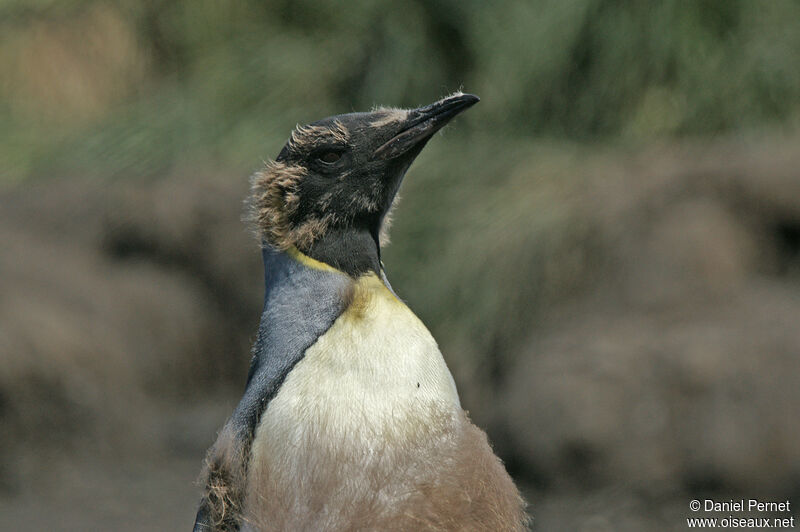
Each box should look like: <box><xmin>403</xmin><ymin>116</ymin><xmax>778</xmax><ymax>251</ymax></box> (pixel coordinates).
<box><xmin>240</xmin><ymin>408</ymin><xmax>528</xmax><ymax>531</ymax></box>
<box><xmin>288</xmin><ymin>121</ymin><xmax>349</xmax><ymax>151</ymax></box>
<box><xmin>247</xmin><ymin>161</ymin><xmax>333</xmax><ymax>250</ymax></box>
<box><xmin>198</xmin><ymin>410</ymin><xmax>528</xmax><ymax>531</ymax></box>
<box><xmin>198</xmin><ymin>426</ymin><xmax>249</xmax><ymax>532</ymax></box>
<box><xmin>247</xmin><ymin>121</ymin><xmax>352</xmax><ymax>249</ymax></box>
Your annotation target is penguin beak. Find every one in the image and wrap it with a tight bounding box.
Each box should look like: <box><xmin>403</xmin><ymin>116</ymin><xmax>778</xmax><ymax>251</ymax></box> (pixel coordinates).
<box><xmin>373</xmin><ymin>93</ymin><xmax>480</xmax><ymax>160</ymax></box>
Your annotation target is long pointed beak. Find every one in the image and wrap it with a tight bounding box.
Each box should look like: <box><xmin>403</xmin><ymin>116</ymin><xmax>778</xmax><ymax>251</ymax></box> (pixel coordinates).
<box><xmin>373</xmin><ymin>93</ymin><xmax>480</xmax><ymax>160</ymax></box>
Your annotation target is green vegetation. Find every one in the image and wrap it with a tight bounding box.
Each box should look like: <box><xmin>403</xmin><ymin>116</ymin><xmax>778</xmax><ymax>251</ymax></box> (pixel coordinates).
<box><xmin>2</xmin><ymin>0</ymin><xmax>799</xmax><ymax>182</ymax></box>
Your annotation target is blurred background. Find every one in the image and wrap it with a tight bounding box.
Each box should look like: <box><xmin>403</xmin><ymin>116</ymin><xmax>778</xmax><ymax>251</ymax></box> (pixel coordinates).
<box><xmin>2</xmin><ymin>1</ymin><xmax>800</xmax><ymax>530</ymax></box>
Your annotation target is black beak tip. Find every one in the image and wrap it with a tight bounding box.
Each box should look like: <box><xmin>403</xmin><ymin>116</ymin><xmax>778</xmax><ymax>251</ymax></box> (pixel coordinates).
<box><xmin>373</xmin><ymin>93</ymin><xmax>481</xmax><ymax>159</ymax></box>
<box><xmin>460</xmin><ymin>93</ymin><xmax>480</xmax><ymax>106</ymax></box>
<box><xmin>440</xmin><ymin>93</ymin><xmax>480</xmax><ymax>113</ymax></box>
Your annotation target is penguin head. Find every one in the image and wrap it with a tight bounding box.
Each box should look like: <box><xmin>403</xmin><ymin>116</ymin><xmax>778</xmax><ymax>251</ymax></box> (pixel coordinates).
<box><xmin>250</xmin><ymin>93</ymin><xmax>479</xmax><ymax>252</ymax></box>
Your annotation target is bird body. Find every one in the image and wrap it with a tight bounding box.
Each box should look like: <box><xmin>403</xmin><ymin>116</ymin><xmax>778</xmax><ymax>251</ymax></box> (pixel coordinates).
<box><xmin>194</xmin><ymin>94</ymin><xmax>527</xmax><ymax>531</ymax></box>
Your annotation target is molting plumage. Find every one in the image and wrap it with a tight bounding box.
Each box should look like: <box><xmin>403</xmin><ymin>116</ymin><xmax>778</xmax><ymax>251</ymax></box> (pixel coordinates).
<box><xmin>194</xmin><ymin>93</ymin><xmax>528</xmax><ymax>531</ymax></box>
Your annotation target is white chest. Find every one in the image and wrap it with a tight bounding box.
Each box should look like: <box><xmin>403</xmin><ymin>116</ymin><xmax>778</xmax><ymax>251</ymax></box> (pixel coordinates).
<box><xmin>249</xmin><ymin>275</ymin><xmax>460</xmax><ymax>476</ymax></box>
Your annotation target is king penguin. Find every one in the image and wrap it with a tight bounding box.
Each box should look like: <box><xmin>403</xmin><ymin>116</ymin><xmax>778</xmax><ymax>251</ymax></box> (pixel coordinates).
<box><xmin>193</xmin><ymin>93</ymin><xmax>528</xmax><ymax>531</ymax></box>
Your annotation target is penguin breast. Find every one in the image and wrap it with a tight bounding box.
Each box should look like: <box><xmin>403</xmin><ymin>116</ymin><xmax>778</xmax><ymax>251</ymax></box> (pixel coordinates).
<box><xmin>248</xmin><ymin>272</ymin><xmax>461</xmax><ymax>481</ymax></box>
<box><xmin>255</xmin><ymin>272</ymin><xmax>459</xmax><ymax>437</ymax></box>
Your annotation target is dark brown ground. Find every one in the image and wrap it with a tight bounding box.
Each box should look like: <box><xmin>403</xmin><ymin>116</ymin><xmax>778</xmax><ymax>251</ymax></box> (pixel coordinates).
<box><xmin>1</xmin><ymin>136</ymin><xmax>799</xmax><ymax>530</ymax></box>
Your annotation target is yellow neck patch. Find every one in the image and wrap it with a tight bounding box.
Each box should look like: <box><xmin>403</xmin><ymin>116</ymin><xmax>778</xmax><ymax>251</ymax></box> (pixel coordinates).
<box><xmin>285</xmin><ymin>246</ymin><xmax>341</xmax><ymax>273</ymax></box>
<box><xmin>344</xmin><ymin>272</ymin><xmax>404</xmax><ymax>320</ymax></box>
<box><xmin>286</xmin><ymin>246</ymin><xmax>404</xmax><ymax>323</ymax></box>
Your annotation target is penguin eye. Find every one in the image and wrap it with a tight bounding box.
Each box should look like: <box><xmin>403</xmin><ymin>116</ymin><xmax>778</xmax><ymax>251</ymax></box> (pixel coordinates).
<box><xmin>318</xmin><ymin>151</ymin><xmax>341</xmax><ymax>164</ymax></box>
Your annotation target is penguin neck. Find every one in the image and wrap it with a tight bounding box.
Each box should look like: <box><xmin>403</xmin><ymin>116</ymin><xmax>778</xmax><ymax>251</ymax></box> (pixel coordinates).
<box><xmin>301</xmin><ymin>226</ymin><xmax>381</xmax><ymax>278</ymax></box>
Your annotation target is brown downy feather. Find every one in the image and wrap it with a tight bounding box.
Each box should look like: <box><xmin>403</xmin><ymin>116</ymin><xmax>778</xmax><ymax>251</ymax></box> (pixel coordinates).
<box><xmin>247</xmin><ymin>161</ymin><xmax>334</xmax><ymax>250</ymax></box>
<box><xmin>247</xmin><ymin>121</ymin><xmax>351</xmax><ymax>249</ymax></box>
<box><xmin>378</xmin><ymin>193</ymin><xmax>399</xmax><ymax>247</ymax></box>
<box><xmin>243</xmin><ymin>408</ymin><xmax>529</xmax><ymax>531</ymax></box>
<box><xmin>197</xmin><ymin>427</ymin><xmax>249</xmax><ymax>531</ymax></box>
<box><xmin>288</xmin><ymin>120</ymin><xmax>349</xmax><ymax>151</ymax></box>
<box><xmin>368</xmin><ymin>107</ymin><xmax>408</xmax><ymax>128</ymax></box>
